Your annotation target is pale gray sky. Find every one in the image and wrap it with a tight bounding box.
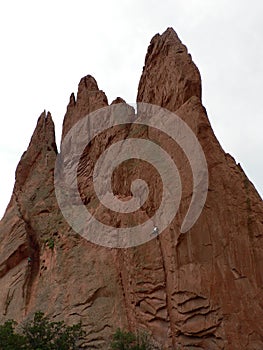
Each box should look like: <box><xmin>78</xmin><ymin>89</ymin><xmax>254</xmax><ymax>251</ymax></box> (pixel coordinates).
<box><xmin>0</xmin><ymin>0</ymin><xmax>262</xmax><ymax>218</ymax></box>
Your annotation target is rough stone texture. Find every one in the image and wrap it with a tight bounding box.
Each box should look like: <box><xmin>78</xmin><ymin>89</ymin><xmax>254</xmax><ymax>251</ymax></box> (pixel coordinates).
<box><xmin>137</xmin><ymin>28</ymin><xmax>201</xmax><ymax>111</ymax></box>
<box><xmin>62</xmin><ymin>74</ymin><xmax>108</xmax><ymax>140</ymax></box>
<box><xmin>0</xmin><ymin>28</ymin><xmax>262</xmax><ymax>349</ymax></box>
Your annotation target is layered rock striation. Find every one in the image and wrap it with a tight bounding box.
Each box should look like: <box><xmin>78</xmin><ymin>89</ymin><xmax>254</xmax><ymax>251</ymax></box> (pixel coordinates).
<box><xmin>0</xmin><ymin>28</ymin><xmax>262</xmax><ymax>349</ymax></box>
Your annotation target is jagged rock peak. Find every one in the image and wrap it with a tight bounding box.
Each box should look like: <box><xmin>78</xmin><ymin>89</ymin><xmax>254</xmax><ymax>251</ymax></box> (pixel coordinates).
<box><xmin>68</xmin><ymin>92</ymin><xmax>76</xmax><ymax>107</ymax></box>
<box><xmin>1</xmin><ymin>28</ymin><xmax>262</xmax><ymax>350</ymax></box>
<box><xmin>29</xmin><ymin>110</ymin><xmax>56</xmax><ymax>149</ymax></box>
<box><xmin>111</xmin><ymin>97</ymin><xmax>126</xmax><ymax>105</ymax></box>
<box><xmin>148</xmin><ymin>27</ymin><xmax>185</xmax><ymax>53</ymax></box>
<box><xmin>137</xmin><ymin>27</ymin><xmax>202</xmax><ymax>112</ymax></box>
<box><xmin>78</xmin><ymin>74</ymin><xmax>99</xmax><ymax>93</ymax></box>
<box><xmin>62</xmin><ymin>75</ymin><xmax>108</xmax><ymax>140</ymax></box>
<box><xmin>14</xmin><ymin>110</ymin><xmax>57</xmax><ymax>192</ymax></box>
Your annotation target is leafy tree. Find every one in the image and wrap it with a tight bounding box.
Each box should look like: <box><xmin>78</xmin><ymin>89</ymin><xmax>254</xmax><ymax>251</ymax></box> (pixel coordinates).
<box><xmin>0</xmin><ymin>320</ymin><xmax>27</xmax><ymax>350</ymax></box>
<box><xmin>22</xmin><ymin>311</ymin><xmax>84</xmax><ymax>350</ymax></box>
<box><xmin>0</xmin><ymin>312</ymin><xmax>85</xmax><ymax>350</ymax></box>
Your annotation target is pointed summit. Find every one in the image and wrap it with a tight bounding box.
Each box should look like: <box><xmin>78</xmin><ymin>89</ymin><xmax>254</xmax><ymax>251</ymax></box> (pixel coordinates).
<box><xmin>15</xmin><ymin>111</ymin><xmax>57</xmax><ymax>192</ymax></box>
<box><xmin>137</xmin><ymin>27</ymin><xmax>201</xmax><ymax>112</ymax></box>
<box><xmin>61</xmin><ymin>75</ymin><xmax>108</xmax><ymax>140</ymax></box>
<box><xmin>111</xmin><ymin>97</ymin><xmax>126</xmax><ymax>105</ymax></box>
<box><xmin>78</xmin><ymin>74</ymin><xmax>99</xmax><ymax>92</ymax></box>
<box><xmin>152</xmin><ymin>27</ymin><xmax>182</xmax><ymax>46</ymax></box>
<box><xmin>29</xmin><ymin>111</ymin><xmax>56</xmax><ymax>149</ymax></box>
<box><xmin>0</xmin><ymin>28</ymin><xmax>262</xmax><ymax>350</ymax></box>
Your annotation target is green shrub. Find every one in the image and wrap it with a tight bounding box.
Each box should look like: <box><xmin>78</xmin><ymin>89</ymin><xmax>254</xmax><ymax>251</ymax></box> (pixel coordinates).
<box><xmin>110</xmin><ymin>328</ymin><xmax>136</xmax><ymax>350</ymax></box>
<box><xmin>110</xmin><ymin>328</ymin><xmax>158</xmax><ymax>350</ymax></box>
<box><xmin>45</xmin><ymin>238</ymin><xmax>55</xmax><ymax>250</ymax></box>
<box><xmin>0</xmin><ymin>320</ymin><xmax>27</xmax><ymax>350</ymax></box>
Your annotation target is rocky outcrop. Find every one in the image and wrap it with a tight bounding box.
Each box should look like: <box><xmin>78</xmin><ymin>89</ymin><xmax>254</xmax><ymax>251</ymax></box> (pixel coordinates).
<box><xmin>0</xmin><ymin>111</ymin><xmax>57</xmax><ymax>318</ymax></box>
<box><xmin>62</xmin><ymin>75</ymin><xmax>108</xmax><ymax>140</ymax></box>
<box><xmin>0</xmin><ymin>28</ymin><xmax>262</xmax><ymax>349</ymax></box>
<box><xmin>137</xmin><ymin>28</ymin><xmax>201</xmax><ymax>111</ymax></box>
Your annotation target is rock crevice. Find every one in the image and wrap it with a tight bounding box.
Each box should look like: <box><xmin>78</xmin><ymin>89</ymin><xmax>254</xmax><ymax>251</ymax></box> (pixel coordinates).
<box><xmin>0</xmin><ymin>28</ymin><xmax>262</xmax><ymax>349</ymax></box>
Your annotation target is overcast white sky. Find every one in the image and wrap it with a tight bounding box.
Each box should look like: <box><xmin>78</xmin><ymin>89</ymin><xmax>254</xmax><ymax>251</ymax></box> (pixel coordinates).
<box><xmin>0</xmin><ymin>0</ymin><xmax>262</xmax><ymax>218</ymax></box>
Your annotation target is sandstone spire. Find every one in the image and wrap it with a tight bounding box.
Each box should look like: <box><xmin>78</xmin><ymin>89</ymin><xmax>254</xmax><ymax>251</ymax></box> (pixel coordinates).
<box><xmin>15</xmin><ymin>111</ymin><xmax>57</xmax><ymax>192</ymax></box>
<box><xmin>61</xmin><ymin>74</ymin><xmax>108</xmax><ymax>140</ymax></box>
<box><xmin>137</xmin><ymin>27</ymin><xmax>201</xmax><ymax>112</ymax></box>
<box><xmin>0</xmin><ymin>29</ymin><xmax>262</xmax><ymax>350</ymax></box>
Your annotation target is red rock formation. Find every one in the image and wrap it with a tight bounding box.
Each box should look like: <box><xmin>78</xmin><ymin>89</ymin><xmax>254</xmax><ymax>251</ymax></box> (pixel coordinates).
<box><xmin>62</xmin><ymin>74</ymin><xmax>108</xmax><ymax>140</ymax></box>
<box><xmin>0</xmin><ymin>28</ymin><xmax>262</xmax><ymax>349</ymax></box>
<box><xmin>138</xmin><ymin>28</ymin><xmax>201</xmax><ymax>111</ymax></box>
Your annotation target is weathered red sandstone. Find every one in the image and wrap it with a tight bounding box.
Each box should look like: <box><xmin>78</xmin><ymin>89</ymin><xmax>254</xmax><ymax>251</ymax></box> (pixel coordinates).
<box><xmin>0</xmin><ymin>28</ymin><xmax>262</xmax><ymax>349</ymax></box>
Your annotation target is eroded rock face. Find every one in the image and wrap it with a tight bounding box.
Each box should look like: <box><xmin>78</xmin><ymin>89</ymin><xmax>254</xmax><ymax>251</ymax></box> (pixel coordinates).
<box><xmin>137</xmin><ymin>28</ymin><xmax>201</xmax><ymax>111</ymax></box>
<box><xmin>0</xmin><ymin>28</ymin><xmax>262</xmax><ymax>349</ymax></box>
<box><xmin>62</xmin><ymin>75</ymin><xmax>108</xmax><ymax>140</ymax></box>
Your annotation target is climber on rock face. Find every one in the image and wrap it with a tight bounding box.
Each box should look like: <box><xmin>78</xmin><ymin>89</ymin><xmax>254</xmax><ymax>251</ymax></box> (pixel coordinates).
<box><xmin>27</xmin><ymin>257</ymin><xmax>32</xmax><ymax>265</ymax></box>
<box><xmin>152</xmin><ymin>226</ymin><xmax>159</xmax><ymax>235</ymax></box>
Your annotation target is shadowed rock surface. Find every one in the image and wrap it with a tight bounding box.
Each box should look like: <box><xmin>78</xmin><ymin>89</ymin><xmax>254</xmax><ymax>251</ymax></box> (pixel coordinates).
<box><xmin>0</xmin><ymin>28</ymin><xmax>262</xmax><ymax>349</ymax></box>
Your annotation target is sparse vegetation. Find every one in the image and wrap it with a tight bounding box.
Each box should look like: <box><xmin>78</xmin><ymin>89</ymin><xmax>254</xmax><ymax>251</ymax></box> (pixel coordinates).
<box><xmin>110</xmin><ymin>328</ymin><xmax>162</xmax><ymax>350</ymax></box>
<box><xmin>45</xmin><ymin>237</ymin><xmax>55</xmax><ymax>250</ymax></box>
<box><xmin>0</xmin><ymin>318</ymin><xmax>163</xmax><ymax>349</ymax></box>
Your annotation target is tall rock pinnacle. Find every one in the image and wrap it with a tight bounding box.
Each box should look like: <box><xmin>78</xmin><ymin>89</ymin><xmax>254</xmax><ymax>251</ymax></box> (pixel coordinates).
<box><xmin>61</xmin><ymin>74</ymin><xmax>108</xmax><ymax>140</ymax></box>
<box><xmin>15</xmin><ymin>111</ymin><xmax>57</xmax><ymax>193</ymax></box>
<box><xmin>0</xmin><ymin>28</ymin><xmax>262</xmax><ymax>350</ymax></box>
<box><xmin>137</xmin><ymin>27</ymin><xmax>201</xmax><ymax>112</ymax></box>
